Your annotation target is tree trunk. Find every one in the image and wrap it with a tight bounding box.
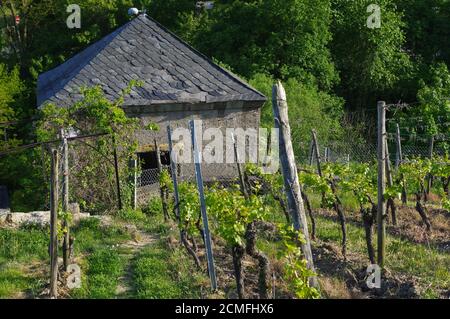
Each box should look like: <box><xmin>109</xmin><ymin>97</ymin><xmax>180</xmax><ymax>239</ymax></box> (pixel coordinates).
<box><xmin>245</xmin><ymin>221</ymin><xmax>270</xmax><ymax>299</ymax></box>
<box><xmin>181</xmin><ymin>229</ymin><xmax>201</xmax><ymax>269</ymax></box>
<box><xmin>415</xmin><ymin>193</ymin><xmax>432</xmax><ymax>232</ymax></box>
<box><xmin>301</xmin><ymin>190</ymin><xmax>316</xmax><ymax>240</ymax></box>
<box><xmin>361</xmin><ymin>205</ymin><xmax>376</xmax><ymax>264</ymax></box>
<box><xmin>232</xmin><ymin>245</ymin><xmax>246</xmax><ymax>299</ymax></box>
<box><xmin>387</xmin><ymin>198</ymin><xmax>397</xmax><ymax>226</ymax></box>
<box><xmin>331</xmin><ymin>182</ymin><xmax>347</xmax><ymax>259</ymax></box>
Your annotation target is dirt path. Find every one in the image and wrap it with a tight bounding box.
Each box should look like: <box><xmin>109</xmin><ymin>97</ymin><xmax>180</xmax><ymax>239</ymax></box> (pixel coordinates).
<box><xmin>114</xmin><ymin>225</ymin><xmax>157</xmax><ymax>298</ymax></box>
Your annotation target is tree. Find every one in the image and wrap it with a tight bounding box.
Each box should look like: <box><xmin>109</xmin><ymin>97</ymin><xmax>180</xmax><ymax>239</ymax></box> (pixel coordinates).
<box><xmin>190</xmin><ymin>0</ymin><xmax>338</xmax><ymax>90</ymax></box>
<box><xmin>330</xmin><ymin>0</ymin><xmax>413</xmax><ymax>110</ymax></box>
<box><xmin>0</xmin><ymin>63</ymin><xmax>23</xmax><ymax>149</ymax></box>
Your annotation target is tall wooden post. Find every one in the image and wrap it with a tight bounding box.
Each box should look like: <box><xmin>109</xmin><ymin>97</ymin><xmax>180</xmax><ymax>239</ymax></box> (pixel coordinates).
<box><xmin>311</xmin><ymin>130</ymin><xmax>322</xmax><ymax>177</ymax></box>
<box><xmin>231</xmin><ymin>132</ymin><xmax>249</xmax><ymax>199</ymax></box>
<box><xmin>190</xmin><ymin>120</ymin><xmax>217</xmax><ymax>291</ymax></box>
<box><xmin>50</xmin><ymin>149</ymin><xmax>59</xmax><ymax>298</ymax></box>
<box><xmin>61</xmin><ymin>129</ymin><xmax>70</xmax><ymax>271</ymax></box>
<box><xmin>112</xmin><ymin>135</ymin><xmax>122</xmax><ymax>210</ymax></box>
<box><xmin>385</xmin><ymin>138</ymin><xmax>396</xmax><ymax>225</ymax></box>
<box><xmin>272</xmin><ymin>82</ymin><xmax>318</xmax><ymax>288</ymax></box>
<box><xmin>377</xmin><ymin>101</ymin><xmax>387</xmax><ymax>267</ymax></box>
<box><xmin>395</xmin><ymin>123</ymin><xmax>403</xmax><ymax>169</ymax></box>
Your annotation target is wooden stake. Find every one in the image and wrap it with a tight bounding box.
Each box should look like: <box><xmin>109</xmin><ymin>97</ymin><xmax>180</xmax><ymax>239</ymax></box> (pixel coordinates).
<box><xmin>232</xmin><ymin>132</ymin><xmax>249</xmax><ymax>199</ymax></box>
<box><xmin>385</xmin><ymin>138</ymin><xmax>396</xmax><ymax>225</ymax></box>
<box><xmin>50</xmin><ymin>149</ymin><xmax>59</xmax><ymax>298</ymax></box>
<box><xmin>395</xmin><ymin>123</ymin><xmax>403</xmax><ymax>169</ymax></box>
<box><xmin>190</xmin><ymin>120</ymin><xmax>217</xmax><ymax>291</ymax></box>
<box><xmin>311</xmin><ymin>130</ymin><xmax>322</xmax><ymax>177</ymax></box>
<box><xmin>61</xmin><ymin>129</ymin><xmax>70</xmax><ymax>272</ymax></box>
<box><xmin>377</xmin><ymin>101</ymin><xmax>387</xmax><ymax>267</ymax></box>
<box><xmin>272</xmin><ymin>82</ymin><xmax>318</xmax><ymax>289</ymax></box>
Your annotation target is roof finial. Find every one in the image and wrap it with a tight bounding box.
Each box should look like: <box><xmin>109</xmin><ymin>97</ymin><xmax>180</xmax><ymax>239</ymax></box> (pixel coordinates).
<box><xmin>128</xmin><ymin>7</ymin><xmax>146</xmax><ymax>17</ymax></box>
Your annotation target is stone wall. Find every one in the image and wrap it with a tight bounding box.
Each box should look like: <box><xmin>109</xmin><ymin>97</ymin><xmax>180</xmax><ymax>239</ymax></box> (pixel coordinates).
<box><xmin>123</xmin><ymin>100</ymin><xmax>262</xmax><ymax>181</ymax></box>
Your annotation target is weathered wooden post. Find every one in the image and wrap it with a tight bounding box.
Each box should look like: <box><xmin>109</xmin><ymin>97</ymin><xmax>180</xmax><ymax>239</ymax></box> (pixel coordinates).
<box><xmin>112</xmin><ymin>135</ymin><xmax>122</xmax><ymax>210</ymax></box>
<box><xmin>231</xmin><ymin>132</ymin><xmax>249</xmax><ymax>199</ymax></box>
<box><xmin>50</xmin><ymin>149</ymin><xmax>59</xmax><ymax>298</ymax></box>
<box><xmin>155</xmin><ymin>139</ymin><xmax>169</xmax><ymax>221</ymax></box>
<box><xmin>395</xmin><ymin>123</ymin><xmax>407</xmax><ymax>204</ymax></box>
<box><xmin>190</xmin><ymin>120</ymin><xmax>217</xmax><ymax>291</ymax></box>
<box><xmin>395</xmin><ymin>123</ymin><xmax>403</xmax><ymax>169</ymax></box>
<box><xmin>377</xmin><ymin>101</ymin><xmax>387</xmax><ymax>267</ymax></box>
<box><xmin>385</xmin><ymin>138</ymin><xmax>396</xmax><ymax>225</ymax></box>
<box><xmin>61</xmin><ymin>129</ymin><xmax>70</xmax><ymax>271</ymax></box>
<box><xmin>311</xmin><ymin>130</ymin><xmax>322</xmax><ymax>177</ymax></box>
<box><xmin>272</xmin><ymin>82</ymin><xmax>318</xmax><ymax>289</ymax></box>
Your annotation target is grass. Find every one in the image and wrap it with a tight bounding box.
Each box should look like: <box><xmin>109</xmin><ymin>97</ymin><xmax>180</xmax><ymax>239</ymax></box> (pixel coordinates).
<box><xmin>132</xmin><ymin>243</ymin><xmax>206</xmax><ymax>299</ymax></box>
<box><xmin>0</xmin><ymin>226</ymin><xmax>48</xmax><ymax>298</ymax></box>
<box><xmin>315</xmin><ymin>215</ymin><xmax>450</xmax><ymax>297</ymax></box>
<box><xmin>71</xmin><ymin>247</ymin><xmax>126</xmax><ymax>299</ymax></box>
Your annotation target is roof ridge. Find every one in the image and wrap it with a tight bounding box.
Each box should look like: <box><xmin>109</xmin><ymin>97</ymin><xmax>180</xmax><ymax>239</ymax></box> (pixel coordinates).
<box><xmin>140</xmin><ymin>14</ymin><xmax>266</xmax><ymax>100</ymax></box>
<box><xmin>37</xmin><ymin>14</ymin><xmax>266</xmax><ymax>107</ymax></box>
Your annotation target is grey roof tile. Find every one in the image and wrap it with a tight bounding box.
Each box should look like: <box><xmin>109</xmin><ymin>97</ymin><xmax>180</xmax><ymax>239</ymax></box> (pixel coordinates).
<box><xmin>37</xmin><ymin>14</ymin><xmax>266</xmax><ymax>107</ymax></box>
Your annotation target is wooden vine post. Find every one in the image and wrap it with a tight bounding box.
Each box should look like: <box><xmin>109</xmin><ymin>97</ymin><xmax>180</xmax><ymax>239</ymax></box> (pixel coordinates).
<box><xmin>190</xmin><ymin>120</ymin><xmax>217</xmax><ymax>291</ymax></box>
<box><xmin>272</xmin><ymin>82</ymin><xmax>318</xmax><ymax>289</ymax></box>
<box><xmin>231</xmin><ymin>132</ymin><xmax>249</xmax><ymax>199</ymax></box>
<box><xmin>377</xmin><ymin>101</ymin><xmax>387</xmax><ymax>267</ymax></box>
<box><xmin>384</xmin><ymin>138</ymin><xmax>397</xmax><ymax>225</ymax></box>
<box><xmin>395</xmin><ymin>123</ymin><xmax>407</xmax><ymax>204</ymax></box>
<box><xmin>50</xmin><ymin>149</ymin><xmax>59</xmax><ymax>298</ymax></box>
<box><xmin>395</xmin><ymin>123</ymin><xmax>403</xmax><ymax>170</ymax></box>
<box><xmin>61</xmin><ymin>129</ymin><xmax>71</xmax><ymax>271</ymax></box>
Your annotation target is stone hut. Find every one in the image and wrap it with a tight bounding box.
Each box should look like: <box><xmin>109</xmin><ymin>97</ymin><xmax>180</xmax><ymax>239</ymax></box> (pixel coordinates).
<box><xmin>37</xmin><ymin>13</ymin><xmax>266</xmax><ymax>181</ymax></box>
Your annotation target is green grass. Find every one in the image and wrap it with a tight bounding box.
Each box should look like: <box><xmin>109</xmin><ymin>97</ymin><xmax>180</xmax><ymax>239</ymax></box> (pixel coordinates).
<box><xmin>0</xmin><ymin>226</ymin><xmax>48</xmax><ymax>263</ymax></box>
<box><xmin>0</xmin><ymin>263</ymin><xmax>45</xmax><ymax>298</ymax></box>
<box><xmin>315</xmin><ymin>215</ymin><xmax>450</xmax><ymax>297</ymax></box>
<box><xmin>132</xmin><ymin>243</ymin><xmax>206</xmax><ymax>299</ymax></box>
<box><xmin>72</xmin><ymin>247</ymin><xmax>126</xmax><ymax>299</ymax></box>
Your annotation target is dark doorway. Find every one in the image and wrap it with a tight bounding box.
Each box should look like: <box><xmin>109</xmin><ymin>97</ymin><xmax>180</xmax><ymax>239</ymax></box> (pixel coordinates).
<box><xmin>137</xmin><ymin>151</ymin><xmax>170</xmax><ymax>170</ymax></box>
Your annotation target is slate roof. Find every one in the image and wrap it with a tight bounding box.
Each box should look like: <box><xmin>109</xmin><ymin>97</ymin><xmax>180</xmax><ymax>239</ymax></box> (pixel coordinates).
<box><xmin>37</xmin><ymin>14</ymin><xmax>266</xmax><ymax>108</ymax></box>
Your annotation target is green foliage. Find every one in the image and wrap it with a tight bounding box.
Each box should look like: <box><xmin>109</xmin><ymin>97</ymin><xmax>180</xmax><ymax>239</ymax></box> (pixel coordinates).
<box><xmin>250</xmin><ymin>74</ymin><xmax>345</xmax><ymax>159</ymax></box>
<box><xmin>278</xmin><ymin>225</ymin><xmax>320</xmax><ymax>299</ymax></box>
<box><xmin>390</xmin><ymin>63</ymin><xmax>449</xmax><ymax>152</ymax></box>
<box><xmin>331</xmin><ymin>0</ymin><xmax>413</xmax><ymax>109</ymax></box>
<box><xmin>37</xmin><ymin>84</ymin><xmax>140</xmax><ymax>213</ymax></box>
<box><xmin>399</xmin><ymin>158</ymin><xmax>432</xmax><ymax>194</ymax></box>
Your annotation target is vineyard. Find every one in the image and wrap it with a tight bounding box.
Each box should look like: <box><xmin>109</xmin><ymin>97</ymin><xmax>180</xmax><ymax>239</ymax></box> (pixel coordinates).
<box><xmin>1</xmin><ymin>1</ymin><xmax>450</xmax><ymax>302</ymax></box>
<box><xmin>1</xmin><ymin>87</ymin><xmax>448</xmax><ymax>299</ymax></box>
